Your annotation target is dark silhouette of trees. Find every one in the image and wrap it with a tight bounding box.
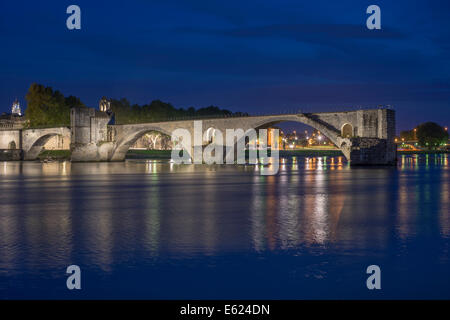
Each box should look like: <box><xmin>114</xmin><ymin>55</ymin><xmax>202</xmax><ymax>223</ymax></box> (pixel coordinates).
<box><xmin>110</xmin><ymin>98</ymin><xmax>246</xmax><ymax>124</ymax></box>
<box><xmin>416</xmin><ymin>122</ymin><xmax>448</xmax><ymax>149</ymax></box>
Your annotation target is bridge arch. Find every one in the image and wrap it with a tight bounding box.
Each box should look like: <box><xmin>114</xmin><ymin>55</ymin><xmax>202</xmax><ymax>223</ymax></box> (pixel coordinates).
<box><xmin>22</xmin><ymin>127</ymin><xmax>71</xmax><ymax>160</ymax></box>
<box><xmin>110</xmin><ymin>126</ymin><xmax>176</xmax><ymax>161</ymax></box>
<box><xmin>250</xmin><ymin>116</ymin><xmax>339</xmax><ymax>145</ymax></box>
<box><xmin>248</xmin><ymin>115</ymin><xmax>351</xmax><ymax>159</ymax></box>
<box><xmin>23</xmin><ymin>133</ymin><xmax>61</xmax><ymax>160</ymax></box>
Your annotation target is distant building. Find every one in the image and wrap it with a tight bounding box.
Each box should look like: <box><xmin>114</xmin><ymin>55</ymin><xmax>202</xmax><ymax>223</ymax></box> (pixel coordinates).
<box><xmin>11</xmin><ymin>99</ymin><xmax>22</xmax><ymax>116</ymax></box>
<box><xmin>0</xmin><ymin>100</ymin><xmax>26</xmax><ymax>130</ymax></box>
<box><xmin>267</xmin><ymin>128</ymin><xmax>282</xmax><ymax>149</ymax></box>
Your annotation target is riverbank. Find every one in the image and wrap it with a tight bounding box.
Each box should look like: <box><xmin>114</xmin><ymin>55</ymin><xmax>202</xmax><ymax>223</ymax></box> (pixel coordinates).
<box><xmin>37</xmin><ymin>150</ymin><xmax>71</xmax><ymax>161</ymax></box>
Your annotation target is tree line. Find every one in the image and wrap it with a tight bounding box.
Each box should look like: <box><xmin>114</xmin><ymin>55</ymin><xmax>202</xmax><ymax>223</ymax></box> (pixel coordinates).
<box><xmin>109</xmin><ymin>98</ymin><xmax>248</xmax><ymax>124</ymax></box>
<box><xmin>24</xmin><ymin>83</ymin><xmax>247</xmax><ymax>127</ymax></box>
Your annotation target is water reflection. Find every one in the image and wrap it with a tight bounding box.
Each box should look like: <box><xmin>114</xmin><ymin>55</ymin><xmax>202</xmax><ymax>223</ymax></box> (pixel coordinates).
<box><xmin>0</xmin><ymin>154</ymin><xmax>449</xmax><ymax>275</ymax></box>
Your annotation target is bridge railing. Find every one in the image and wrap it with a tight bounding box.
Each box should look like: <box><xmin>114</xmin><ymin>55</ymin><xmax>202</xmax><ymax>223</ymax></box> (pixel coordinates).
<box><xmin>25</xmin><ymin>124</ymin><xmax>70</xmax><ymax>130</ymax></box>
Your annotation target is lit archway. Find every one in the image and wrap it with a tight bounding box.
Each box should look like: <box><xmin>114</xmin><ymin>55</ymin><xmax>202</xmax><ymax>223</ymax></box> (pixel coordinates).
<box><xmin>131</xmin><ymin>131</ymin><xmax>172</xmax><ymax>150</ymax></box>
<box><xmin>250</xmin><ymin>115</ymin><xmax>352</xmax><ymax>159</ymax></box>
<box><xmin>341</xmin><ymin>123</ymin><xmax>353</xmax><ymax>138</ymax></box>
<box><xmin>111</xmin><ymin>127</ymin><xmax>185</xmax><ymax>161</ymax></box>
<box><xmin>252</xmin><ymin>117</ymin><xmax>339</xmax><ymax>148</ymax></box>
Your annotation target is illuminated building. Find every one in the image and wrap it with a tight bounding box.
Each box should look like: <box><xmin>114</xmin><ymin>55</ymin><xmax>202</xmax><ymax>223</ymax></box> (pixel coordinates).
<box><xmin>99</xmin><ymin>97</ymin><xmax>112</xmax><ymax>112</ymax></box>
<box><xmin>11</xmin><ymin>99</ymin><xmax>22</xmax><ymax>116</ymax></box>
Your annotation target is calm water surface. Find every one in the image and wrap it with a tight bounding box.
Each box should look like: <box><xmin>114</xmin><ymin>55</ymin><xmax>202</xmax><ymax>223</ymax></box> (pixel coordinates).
<box><xmin>0</xmin><ymin>154</ymin><xmax>449</xmax><ymax>299</ymax></box>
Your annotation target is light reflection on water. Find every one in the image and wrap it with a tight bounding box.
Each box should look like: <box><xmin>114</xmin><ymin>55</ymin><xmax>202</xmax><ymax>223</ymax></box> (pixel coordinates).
<box><xmin>0</xmin><ymin>153</ymin><xmax>449</xmax><ymax>299</ymax></box>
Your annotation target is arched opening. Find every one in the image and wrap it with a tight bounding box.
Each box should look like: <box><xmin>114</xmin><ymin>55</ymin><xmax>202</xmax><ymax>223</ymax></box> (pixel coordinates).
<box><xmin>341</xmin><ymin>123</ymin><xmax>353</xmax><ymax>138</ymax></box>
<box><xmin>8</xmin><ymin>141</ymin><xmax>16</xmax><ymax>150</ymax></box>
<box><xmin>251</xmin><ymin>117</ymin><xmax>349</xmax><ymax>164</ymax></box>
<box><xmin>24</xmin><ymin>133</ymin><xmax>62</xmax><ymax>160</ymax></box>
<box><xmin>111</xmin><ymin>127</ymin><xmax>182</xmax><ymax>161</ymax></box>
<box><xmin>130</xmin><ymin>130</ymin><xmax>172</xmax><ymax>151</ymax></box>
<box><xmin>252</xmin><ymin>118</ymin><xmax>339</xmax><ymax>150</ymax></box>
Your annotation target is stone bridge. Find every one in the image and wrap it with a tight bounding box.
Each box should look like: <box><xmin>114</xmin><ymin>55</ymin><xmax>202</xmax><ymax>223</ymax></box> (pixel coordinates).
<box><xmin>0</xmin><ymin>107</ymin><xmax>396</xmax><ymax>164</ymax></box>
<box><xmin>0</xmin><ymin>126</ymin><xmax>70</xmax><ymax>160</ymax></box>
<box><xmin>69</xmin><ymin>107</ymin><xmax>397</xmax><ymax>165</ymax></box>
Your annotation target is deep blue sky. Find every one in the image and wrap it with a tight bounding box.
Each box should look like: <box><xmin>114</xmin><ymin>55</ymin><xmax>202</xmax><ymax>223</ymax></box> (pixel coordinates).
<box><xmin>1</xmin><ymin>0</ymin><xmax>449</xmax><ymax>131</ymax></box>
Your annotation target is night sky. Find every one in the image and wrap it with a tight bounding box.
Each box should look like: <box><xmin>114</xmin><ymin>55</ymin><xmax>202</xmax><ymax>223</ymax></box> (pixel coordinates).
<box><xmin>1</xmin><ymin>0</ymin><xmax>449</xmax><ymax>131</ymax></box>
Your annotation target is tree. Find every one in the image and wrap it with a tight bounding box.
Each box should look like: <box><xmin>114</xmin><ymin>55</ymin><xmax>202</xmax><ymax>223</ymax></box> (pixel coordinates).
<box><xmin>110</xmin><ymin>98</ymin><xmax>243</xmax><ymax>124</ymax></box>
<box><xmin>416</xmin><ymin>122</ymin><xmax>448</xmax><ymax>149</ymax></box>
<box><xmin>25</xmin><ymin>83</ymin><xmax>85</xmax><ymax>127</ymax></box>
<box><xmin>400</xmin><ymin>129</ymin><xmax>415</xmax><ymax>141</ymax></box>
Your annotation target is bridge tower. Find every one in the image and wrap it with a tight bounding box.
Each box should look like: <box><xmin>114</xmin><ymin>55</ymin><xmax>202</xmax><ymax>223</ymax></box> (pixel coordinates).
<box><xmin>70</xmin><ymin>107</ymin><xmax>114</xmax><ymax>161</ymax></box>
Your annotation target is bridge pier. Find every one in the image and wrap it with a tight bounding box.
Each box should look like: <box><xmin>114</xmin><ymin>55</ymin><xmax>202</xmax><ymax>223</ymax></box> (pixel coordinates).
<box><xmin>70</xmin><ymin>143</ymin><xmax>115</xmax><ymax>162</ymax></box>
<box><xmin>348</xmin><ymin>137</ymin><xmax>397</xmax><ymax>165</ymax></box>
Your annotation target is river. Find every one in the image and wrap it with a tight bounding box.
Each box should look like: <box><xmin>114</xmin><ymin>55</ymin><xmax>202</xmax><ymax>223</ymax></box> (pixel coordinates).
<box><xmin>0</xmin><ymin>154</ymin><xmax>449</xmax><ymax>299</ymax></box>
